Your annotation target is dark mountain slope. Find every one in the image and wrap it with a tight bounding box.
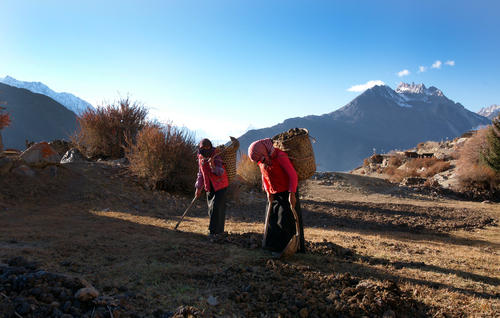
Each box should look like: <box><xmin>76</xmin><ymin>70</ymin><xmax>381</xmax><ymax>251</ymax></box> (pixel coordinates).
<box><xmin>0</xmin><ymin>83</ymin><xmax>78</xmax><ymax>150</ymax></box>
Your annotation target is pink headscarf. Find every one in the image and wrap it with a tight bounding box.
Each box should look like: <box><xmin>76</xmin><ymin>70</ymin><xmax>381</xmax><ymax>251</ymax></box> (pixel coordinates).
<box><xmin>248</xmin><ymin>138</ymin><xmax>275</xmax><ymax>162</ymax></box>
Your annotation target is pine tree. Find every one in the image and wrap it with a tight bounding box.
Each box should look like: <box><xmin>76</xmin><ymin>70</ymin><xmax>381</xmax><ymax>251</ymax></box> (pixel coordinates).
<box><xmin>481</xmin><ymin>114</ymin><xmax>500</xmax><ymax>172</ymax></box>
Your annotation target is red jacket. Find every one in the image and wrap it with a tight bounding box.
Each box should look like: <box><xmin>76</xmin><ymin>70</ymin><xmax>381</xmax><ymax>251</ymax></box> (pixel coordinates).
<box><xmin>197</xmin><ymin>151</ymin><xmax>229</xmax><ymax>192</ymax></box>
<box><xmin>259</xmin><ymin>149</ymin><xmax>298</xmax><ymax>194</ymax></box>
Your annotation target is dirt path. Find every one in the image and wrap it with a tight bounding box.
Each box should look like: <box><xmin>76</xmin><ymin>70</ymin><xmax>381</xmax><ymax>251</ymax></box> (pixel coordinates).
<box><xmin>0</xmin><ymin>162</ymin><xmax>498</xmax><ymax>317</ymax></box>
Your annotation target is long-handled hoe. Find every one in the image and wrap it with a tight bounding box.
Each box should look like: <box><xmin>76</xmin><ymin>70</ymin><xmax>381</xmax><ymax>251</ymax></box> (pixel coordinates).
<box><xmin>174</xmin><ymin>197</ymin><xmax>197</xmax><ymax>230</ymax></box>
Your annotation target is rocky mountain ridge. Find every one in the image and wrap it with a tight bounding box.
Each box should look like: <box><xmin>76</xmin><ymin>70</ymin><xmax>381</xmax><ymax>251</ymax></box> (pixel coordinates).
<box><xmin>0</xmin><ymin>83</ymin><xmax>78</xmax><ymax>149</ymax></box>
<box><xmin>0</xmin><ymin>75</ymin><xmax>93</xmax><ymax>115</ymax></box>
<box><xmin>478</xmin><ymin>104</ymin><xmax>500</xmax><ymax>120</ymax></box>
<box><xmin>238</xmin><ymin>82</ymin><xmax>490</xmax><ymax>171</ymax></box>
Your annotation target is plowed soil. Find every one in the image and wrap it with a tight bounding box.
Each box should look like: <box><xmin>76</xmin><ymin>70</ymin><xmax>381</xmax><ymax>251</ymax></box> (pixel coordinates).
<box><xmin>0</xmin><ymin>163</ymin><xmax>498</xmax><ymax>317</ymax></box>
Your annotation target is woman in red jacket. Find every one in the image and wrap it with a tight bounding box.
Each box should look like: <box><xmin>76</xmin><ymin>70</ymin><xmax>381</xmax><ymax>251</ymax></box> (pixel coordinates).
<box><xmin>195</xmin><ymin>138</ymin><xmax>229</xmax><ymax>236</ymax></box>
<box><xmin>248</xmin><ymin>138</ymin><xmax>305</xmax><ymax>253</ymax></box>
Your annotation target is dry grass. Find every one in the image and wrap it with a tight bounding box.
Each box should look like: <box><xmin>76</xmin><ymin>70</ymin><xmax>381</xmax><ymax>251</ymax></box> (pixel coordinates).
<box><xmin>125</xmin><ymin>123</ymin><xmax>198</xmax><ymax>193</ymax></box>
<box><xmin>0</xmin><ymin>163</ymin><xmax>499</xmax><ymax>316</ymax></box>
<box><xmin>387</xmin><ymin>153</ymin><xmax>404</xmax><ymax>167</ymax></box>
<box><xmin>384</xmin><ymin>157</ymin><xmax>451</xmax><ymax>182</ymax></box>
<box><xmin>236</xmin><ymin>154</ymin><xmax>261</xmax><ymax>188</ymax></box>
<box><xmin>73</xmin><ymin>98</ymin><xmax>148</xmax><ymax>159</ymax></box>
<box><xmin>301</xmin><ymin>181</ymin><xmax>500</xmax><ymax>317</ymax></box>
<box><xmin>456</xmin><ymin>129</ymin><xmax>499</xmax><ymax>196</ymax></box>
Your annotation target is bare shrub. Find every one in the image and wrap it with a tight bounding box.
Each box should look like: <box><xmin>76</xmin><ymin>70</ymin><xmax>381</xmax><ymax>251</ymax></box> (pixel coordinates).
<box><xmin>126</xmin><ymin>123</ymin><xmax>198</xmax><ymax>193</ymax></box>
<box><xmin>481</xmin><ymin>114</ymin><xmax>500</xmax><ymax>172</ymax></box>
<box><xmin>0</xmin><ymin>106</ymin><xmax>10</xmax><ymax>129</ymax></box>
<box><xmin>237</xmin><ymin>154</ymin><xmax>261</xmax><ymax>189</ymax></box>
<box><xmin>457</xmin><ymin>129</ymin><xmax>499</xmax><ymax>196</ymax></box>
<box><xmin>406</xmin><ymin>157</ymin><xmax>437</xmax><ymax>170</ymax></box>
<box><xmin>386</xmin><ymin>167</ymin><xmax>418</xmax><ymax>183</ymax></box>
<box><xmin>384</xmin><ymin>154</ymin><xmax>451</xmax><ymax>182</ymax></box>
<box><xmin>383</xmin><ymin>166</ymin><xmax>397</xmax><ymax>176</ymax></box>
<box><xmin>387</xmin><ymin>154</ymin><xmax>404</xmax><ymax>168</ymax></box>
<box><xmin>422</xmin><ymin>160</ymin><xmax>451</xmax><ymax>177</ymax></box>
<box><xmin>73</xmin><ymin>98</ymin><xmax>148</xmax><ymax>159</ymax></box>
<box><xmin>404</xmin><ymin>157</ymin><xmax>451</xmax><ymax>177</ymax></box>
<box><xmin>363</xmin><ymin>158</ymin><xmax>370</xmax><ymax>167</ymax></box>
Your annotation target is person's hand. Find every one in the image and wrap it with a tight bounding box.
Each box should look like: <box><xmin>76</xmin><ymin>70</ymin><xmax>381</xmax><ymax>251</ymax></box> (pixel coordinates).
<box><xmin>267</xmin><ymin>192</ymin><xmax>274</xmax><ymax>203</ymax></box>
<box><xmin>195</xmin><ymin>188</ymin><xmax>203</xmax><ymax>198</ymax></box>
<box><xmin>207</xmin><ymin>156</ymin><xmax>216</xmax><ymax>170</ymax></box>
<box><xmin>289</xmin><ymin>192</ymin><xmax>296</xmax><ymax>209</ymax></box>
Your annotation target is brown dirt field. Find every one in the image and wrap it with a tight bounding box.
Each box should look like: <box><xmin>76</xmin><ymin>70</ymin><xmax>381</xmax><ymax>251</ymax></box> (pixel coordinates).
<box><xmin>0</xmin><ymin>163</ymin><xmax>498</xmax><ymax>317</ymax></box>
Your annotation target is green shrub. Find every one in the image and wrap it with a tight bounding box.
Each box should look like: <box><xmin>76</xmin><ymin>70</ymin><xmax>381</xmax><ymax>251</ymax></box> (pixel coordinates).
<box><xmin>481</xmin><ymin>114</ymin><xmax>500</xmax><ymax>172</ymax></box>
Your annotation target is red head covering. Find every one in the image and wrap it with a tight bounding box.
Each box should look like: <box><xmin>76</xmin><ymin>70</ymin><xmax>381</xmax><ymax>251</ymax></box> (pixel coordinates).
<box><xmin>248</xmin><ymin>138</ymin><xmax>275</xmax><ymax>162</ymax></box>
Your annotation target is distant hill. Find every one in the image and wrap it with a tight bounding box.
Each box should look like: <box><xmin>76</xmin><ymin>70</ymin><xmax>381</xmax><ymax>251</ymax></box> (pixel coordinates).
<box><xmin>478</xmin><ymin>104</ymin><xmax>500</xmax><ymax>120</ymax></box>
<box><xmin>0</xmin><ymin>76</ymin><xmax>93</xmax><ymax>115</ymax></box>
<box><xmin>0</xmin><ymin>83</ymin><xmax>78</xmax><ymax>150</ymax></box>
<box><xmin>238</xmin><ymin>83</ymin><xmax>491</xmax><ymax>172</ymax></box>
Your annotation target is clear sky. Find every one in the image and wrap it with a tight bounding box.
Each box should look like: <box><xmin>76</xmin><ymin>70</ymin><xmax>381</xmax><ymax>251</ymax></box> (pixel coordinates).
<box><xmin>1</xmin><ymin>0</ymin><xmax>499</xmax><ymax>144</ymax></box>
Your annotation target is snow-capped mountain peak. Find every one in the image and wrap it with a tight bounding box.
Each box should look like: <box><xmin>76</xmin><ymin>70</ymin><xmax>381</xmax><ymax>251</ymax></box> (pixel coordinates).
<box><xmin>396</xmin><ymin>82</ymin><xmax>444</xmax><ymax>97</ymax></box>
<box><xmin>0</xmin><ymin>75</ymin><xmax>94</xmax><ymax>115</ymax></box>
<box><xmin>478</xmin><ymin>104</ymin><xmax>500</xmax><ymax>120</ymax></box>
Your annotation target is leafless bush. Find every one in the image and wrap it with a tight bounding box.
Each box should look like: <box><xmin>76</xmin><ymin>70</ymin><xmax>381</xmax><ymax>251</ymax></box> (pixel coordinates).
<box><xmin>125</xmin><ymin>123</ymin><xmax>198</xmax><ymax>193</ymax></box>
<box><xmin>421</xmin><ymin>160</ymin><xmax>451</xmax><ymax>177</ymax></box>
<box><xmin>456</xmin><ymin>129</ymin><xmax>499</xmax><ymax>196</ymax></box>
<box><xmin>387</xmin><ymin>154</ymin><xmax>404</xmax><ymax>168</ymax></box>
<box><xmin>385</xmin><ymin>166</ymin><xmax>419</xmax><ymax>182</ymax></box>
<box><xmin>73</xmin><ymin>98</ymin><xmax>148</xmax><ymax>159</ymax></box>
<box><xmin>384</xmin><ymin>157</ymin><xmax>450</xmax><ymax>182</ymax></box>
<box><xmin>363</xmin><ymin>158</ymin><xmax>370</xmax><ymax>167</ymax></box>
<box><xmin>0</xmin><ymin>106</ymin><xmax>10</xmax><ymax>129</ymax></box>
<box><xmin>237</xmin><ymin>154</ymin><xmax>261</xmax><ymax>189</ymax></box>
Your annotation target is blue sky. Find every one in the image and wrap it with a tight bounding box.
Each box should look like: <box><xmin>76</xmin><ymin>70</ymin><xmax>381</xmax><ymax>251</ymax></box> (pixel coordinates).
<box><xmin>1</xmin><ymin>0</ymin><xmax>499</xmax><ymax>143</ymax></box>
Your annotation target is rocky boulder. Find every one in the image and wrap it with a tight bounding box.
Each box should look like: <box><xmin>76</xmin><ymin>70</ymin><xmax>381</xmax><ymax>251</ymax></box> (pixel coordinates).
<box><xmin>61</xmin><ymin>148</ymin><xmax>87</xmax><ymax>164</ymax></box>
<box><xmin>48</xmin><ymin>139</ymin><xmax>72</xmax><ymax>155</ymax></box>
<box><xmin>20</xmin><ymin>142</ymin><xmax>61</xmax><ymax>167</ymax></box>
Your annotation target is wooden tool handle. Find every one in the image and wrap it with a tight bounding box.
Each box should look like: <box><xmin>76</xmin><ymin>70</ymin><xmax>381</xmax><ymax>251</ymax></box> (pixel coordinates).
<box><xmin>174</xmin><ymin>197</ymin><xmax>197</xmax><ymax>230</ymax></box>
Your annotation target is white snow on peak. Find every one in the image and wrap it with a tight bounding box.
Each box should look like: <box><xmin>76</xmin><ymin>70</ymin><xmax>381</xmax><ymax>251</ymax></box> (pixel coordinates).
<box><xmin>0</xmin><ymin>75</ymin><xmax>94</xmax><ymax>115</ymax></box>
<box><xmin>396</xmin><ymin>82</ymin><xmax>444</xmax><ymax>97</ymax></box>
<box><xmin>477</xmin><ymin>104</ymin><xmax>500</xmax><ymax>118</ymax></box>
<box><xmin>376</xmin><ymin>85</ymin><xmax>412</xmax><ymax>108</ymax></box>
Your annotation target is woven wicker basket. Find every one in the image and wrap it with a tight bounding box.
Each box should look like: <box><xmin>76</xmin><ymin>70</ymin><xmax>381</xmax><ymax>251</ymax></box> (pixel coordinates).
<box><xmin>272</xmin><ymin>128</ymin><xmax>316</xmax><ymax>181</ymax></box>
<box><xmin>217</xmin><ymin>137</ymin><xmax>240</xmax><ymax>183</ymax></box>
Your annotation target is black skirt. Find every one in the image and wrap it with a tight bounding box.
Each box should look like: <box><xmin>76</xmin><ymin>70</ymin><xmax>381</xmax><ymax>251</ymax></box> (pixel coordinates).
<box><xmin>263</xmin><ymin>190</ymin><xmax>305</xmax><ymax>253</ymax></box>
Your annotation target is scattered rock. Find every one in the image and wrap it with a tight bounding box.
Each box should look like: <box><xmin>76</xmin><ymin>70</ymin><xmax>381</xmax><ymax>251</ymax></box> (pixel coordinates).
<box><xmin>49</xmin><ymin>140</ymin><xmax>72</xmax><ymax>156</ymax></box>
<box><xmin>12</xmin><ymin>164</ymin><xmax>35</xmax><ymax>177</ymax></box>
<box><xmin>0</xmin><ymin>157</ymin><xmax>13</xmax><ymax>175</ymax></box>
<box><xmin>401</xmin><ymin>177</ymin><xmax>426</xmax><ymax>186</ymax></box>
<box><xmin>20</xmin><ymin>142</ymin><xmax>61</xmax><ymax>167</ymax></box>
<box><xmin>207</xmin><ymin>295</ymin><xmax>219</xmax><ymax>306</ymax></box>
<box><xmin>75</xmin><ymin>287</ymin><xmax>99</xmax><ymax>301</ymax></box>
<box><xmin>61</xmin><ymin>148</ymin><xmax>87</xmax><ymax>164</ymax></box>
<box><xmin>0</xmin><ymin>258</ymin><xmax>151</xmax><ymax>317</ymax></box>
<box><xmin>299</xmin><ymin>307</ymin><xmax>309</xmax><ymax>318</ymax></box>
<box><xmin>172</xmin><ymin>305</ymin><xmax>202</xmax><ymax>317</ymax></box>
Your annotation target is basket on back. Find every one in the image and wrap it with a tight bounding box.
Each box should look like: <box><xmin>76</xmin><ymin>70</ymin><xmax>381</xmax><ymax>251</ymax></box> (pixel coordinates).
<box><xmin>216</xmin><ymin>136</ymin><xmax>240</xmax><ymax>183</ymax></box>
<box><xmin>272</xmin><ymin>128</ymin><xmax>316</xmax><ymax>181</ymax></box>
